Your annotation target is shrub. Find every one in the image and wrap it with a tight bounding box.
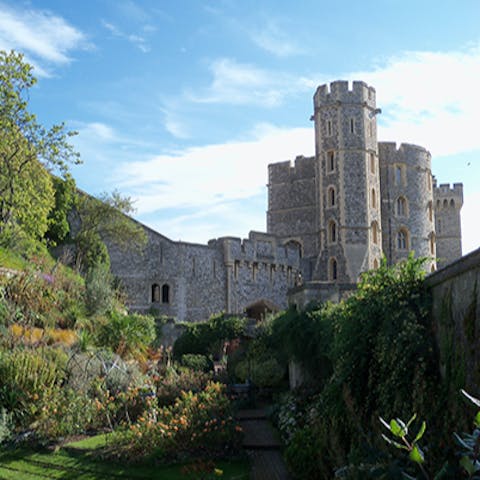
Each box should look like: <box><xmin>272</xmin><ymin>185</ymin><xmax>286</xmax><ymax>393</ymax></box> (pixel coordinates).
<box><xmin>107</xmin><ymin>381</ymin><xmax>242</xmax><ymax>462</ymax></box>
<box><xmin>85</xmin><ymin>263</ymin><xmax>114</xmax><ymax>315</ymax></box>
<box><xmin>180</xmin><ymin>354</ymin><xmax>212</xmax><ymax>372</ymax></box>
<box><xmin>95</xmin><ymin>311</ymin><xmax>156</xmax><ymax>360</ymax></box>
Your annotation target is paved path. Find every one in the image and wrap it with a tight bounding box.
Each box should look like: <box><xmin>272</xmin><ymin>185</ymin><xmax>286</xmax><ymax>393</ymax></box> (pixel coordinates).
<box><xmin>237</xmin><ymin>408</ymin><xmax>291</xmax><ymax>480</ymax></box>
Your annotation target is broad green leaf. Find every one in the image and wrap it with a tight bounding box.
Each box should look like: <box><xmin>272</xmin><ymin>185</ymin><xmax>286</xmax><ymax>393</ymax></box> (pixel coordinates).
<box><xmin>475</xmin><ymin>411</ymin><xmax>480</xmax><ymax>428</ymax></box>
<box><xmin>413</xmin><ymin>421</ymin><xmax>426</xmax><ymax>444</ymax></box>
<box><xmin>390</xmin><ymin>418</ymin><xmax>405</xmax><ymax>437</ymax></box>
<box><xmin>459</xmin><ymin>456</ymin><xmax>475</xmax><ymax>475</ymax></box>
<box><xmin>409</xmin><ymin>444</ymin><xmax>424</xmax><ymax>464</ymax></box>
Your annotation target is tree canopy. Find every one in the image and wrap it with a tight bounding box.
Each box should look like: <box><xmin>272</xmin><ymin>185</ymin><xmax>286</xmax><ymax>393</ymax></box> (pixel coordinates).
<box><xmin>0</xmin><ymin>50</ymin><xmax>80</xmax><ymax>244</ymax></box>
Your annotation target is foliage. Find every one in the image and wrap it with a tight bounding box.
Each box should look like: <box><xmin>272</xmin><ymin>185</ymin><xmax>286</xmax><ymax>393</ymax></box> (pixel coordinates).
<box><xmin>0</xmin><ymin>50</ymin><xmax>79</xmax><ymax>244</ymax></box>
<box><xmin>154</xmin><ymin>365</ymin><xmax>212</xmax><ymax>407</ymax></box>
<box><xmin>379</xmin><ymin>390</ymin><xmax>480</xmax><ymax>479</ymax></box>
<box><xmin>181</xmin><ymin>353</ymin><xmax>212</xmax><ymax>372</ymax></box>
<box><xmin>107</xmin><ymin>381</ymin><xmax>242</xmax><ymax>463</ymax></box>
<box><xmin>269</xmin><ymin>256</ymin><xmax>442</xmax><ymax>477</ymax></box>
<box><xmin>73</xmin><ymin>191</ymin><xmax>146</xmax><ymax>272</ymax></box>
<box><xmin>0</xmin><ymin>347</ymin><xmax>67</xmax><ymax>425</ymax></box>
<box><xmin>0</xmin><ymin>408</ymin><xmax>13</xmax><ymax>444</ymax></box>
<box><xmin>85</xmin><ymin>263</ymin><xmax>114</xmax><ymax>315</ymax></box>
<box><xmin>174</xmin><ymin>314</ymin><xmax>246</xmax><ymax>360</ymax></box>
<box><xmin>95</xmin><ymin>311</ymin><xmax>156</xmax><ymax>360</ymax></box>
<box><xmin>45</xmin><ymin>174</ymin><xmax>77</xmax><ymax>246</ymax></box>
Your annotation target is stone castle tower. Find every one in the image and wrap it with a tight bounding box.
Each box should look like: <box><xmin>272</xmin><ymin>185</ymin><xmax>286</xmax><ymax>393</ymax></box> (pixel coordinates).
<box><xmin>268</xmin><ymin>80</ymin><xmax>462</xmax><ymax>301</ymax></box>
<box><xmin>104</xmin><ymin>80</ymin><xmax>464</xmax><ymax>321</ymax></box>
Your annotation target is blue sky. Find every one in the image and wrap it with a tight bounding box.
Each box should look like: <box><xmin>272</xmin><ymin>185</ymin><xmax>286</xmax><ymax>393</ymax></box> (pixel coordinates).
<box><xmin>1</xmin><ymin>0</ymin><xmax>480</xmax><ymax>253</ymax></box>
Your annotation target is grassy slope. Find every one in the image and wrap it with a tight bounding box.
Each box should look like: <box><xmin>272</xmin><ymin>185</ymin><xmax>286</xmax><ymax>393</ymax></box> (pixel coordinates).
<box><xmin>0</xmin><ymin>448</ymin><xmax>249</xmax><ymax>480</ymax></box>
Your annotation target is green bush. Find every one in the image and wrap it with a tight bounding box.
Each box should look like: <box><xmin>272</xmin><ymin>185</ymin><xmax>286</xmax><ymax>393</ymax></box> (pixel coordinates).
<box><xmin>95</xmin><ymin>311</ymin><xmax>156</xmax><ymax>359</ymax></box>
<box><xmin>180</xmin><ymin>353</ymin><xmax>212</xmax><ymax>372</ymax></box>
<box><xmin>85</xmin><ymin>263</ymin><xmax>114</xmax><ymax>315</ymax></box>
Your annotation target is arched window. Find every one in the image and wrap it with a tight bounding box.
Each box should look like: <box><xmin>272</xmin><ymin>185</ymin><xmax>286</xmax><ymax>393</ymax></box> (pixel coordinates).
<box><xmin>371</xmin><ymin>188</ymin><xmax>376</xmax><ymax>208</ymax></box>
<box><xmin>371</xmin><ymin>221</ymin><xmax>379</xmax><ymax>244</ymax></box>
<box><xmin>327</xmin><ymin>151</ymin><xmax>335</xmax><ymax>172</ymax></box>
<box><xmin>443</xmin><ymin>199</ymin><xmax>448</xmax><ymax>208</ymax></box>
<box><xmin>373</xmin><ymin>258</ymin><xmax>379</xmax><ymax>270</ymax></box>
<box><xmin>397</xmin><ymin>230</ymin><xmax>408</xmax><ymax>250</ymax></box>
<box><xmin>329</xmin><ymin>258</ymin><xmax>338</xmax><ymax>281</ymax></box>
<box><xmin>328</xmin><ymin>187</ymin><xmax>336</xmax><ymax>207</ymax></box>
<box><xmin>151</xmin><ymin>284</ymin><xmax>160</xmax><ymax>303</ymax></box>
<box><xmin>428</xmin><ymin>201</ymin><xmax>433</xmax><ymax>222</ymax></box>
<box><xmin>162</xmin><ymin>284</ymin><xmax>170</xmax><ymax>304</ymax></box>
<box><xmin>328</xmin><ymin>220</ymin><xmax>337</xmax><ymax>244</ymax></box>
<box><xmin>450</xmin><ymin>199</ymin><xmax>455</xmax><ymax>208</ymax></box>
<box><xmin>396</xmin><ymin>196</ymin><xmax>407</xmax><ymax>216</ymax></box>
<box><xmin>436</xmin><ymin>199</ymin><xmax>440</xmax><ymax>209</ymax></box>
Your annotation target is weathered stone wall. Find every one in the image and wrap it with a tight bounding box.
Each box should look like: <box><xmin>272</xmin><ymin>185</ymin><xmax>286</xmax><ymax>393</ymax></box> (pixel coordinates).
<box><xmin>107</xmin><ymin>225</ymin><xmax>300</xmax><ymax>322</ymax></box>
<box><xmin>107</xmin><ymin>224</ymin><xmax>226</xmax><ymax>322</ymax></box>
<box><xmin>379</xmin><ymin>142</ymin><xmax>435</xmax><ymax>271</ymax></box>
<box><xmin>425</xmin><ymin>247</ymin><xmax>480</xmax><ymax>392</ymax></box>
<box><xmin>267</xmin><ymin>156</ymin><xmax>317</xmax><ymax>258</ymax></box>
<box><xmin>433</xmin><ymin>180</ymin><xmax>463</xmax><ymax>267</ymax></box>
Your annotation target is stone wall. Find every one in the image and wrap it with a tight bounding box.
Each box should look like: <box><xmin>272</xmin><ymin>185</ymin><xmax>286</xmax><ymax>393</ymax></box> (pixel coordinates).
<box><xmin>107</xmin><ymin>225</ymin><xmax>300</xmax><ymax>323</ymax></box>
<box><xmin>425</xmin><ymin>247</ymin><xmax>480</xmax><ymax>392</ymax></box>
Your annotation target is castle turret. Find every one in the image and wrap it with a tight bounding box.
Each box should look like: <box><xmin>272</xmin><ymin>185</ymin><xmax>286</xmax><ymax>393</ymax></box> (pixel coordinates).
<box><xmin>433</xmin><ymin>180</ymin><xmax>463</xmax><ymax>267</ymax></box>
<box><xmin>379</xmin><ymin>143</ymin><xmax>436</xmax><ymax>272</ymax></box>
<box><xmin>312</xmin><ymin>81</ymin><xmax>382</xmax><ymax>282</ymax></box>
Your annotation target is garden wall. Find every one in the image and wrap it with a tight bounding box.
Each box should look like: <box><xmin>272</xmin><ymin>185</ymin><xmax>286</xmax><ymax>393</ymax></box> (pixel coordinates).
<box><xmin>425</xmin><ymin>246</ymin><xmax>480</xmax><ymax>393</ymax></box>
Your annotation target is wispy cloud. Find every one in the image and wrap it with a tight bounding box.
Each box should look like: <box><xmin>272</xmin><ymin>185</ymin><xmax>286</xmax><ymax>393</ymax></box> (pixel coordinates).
<box><xmin>0</xmin><ymin>2</ymin><xmax>88</xmax><ymax>75</ymax></box>
<box><xmin>102</xmin><ymin>20</ymin><xmax>150</xmax><ymax>53</ymax></box>
<box><xmin>185</xmin><ymin>58</ymin><xmax>308</xmax><ymax>107</ymax></box>
<box><xmin>249</xmin><ymin>19</ymin><xmax>303</xmax><ymax>57</ymax></box>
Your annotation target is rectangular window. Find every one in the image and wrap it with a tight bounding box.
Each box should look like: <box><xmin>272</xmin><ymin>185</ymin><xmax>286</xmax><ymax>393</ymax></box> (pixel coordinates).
<box><xmin>395</xmin><ymin>165</ymin><xmax>402</xmax><ymax>185</ymax></box>
<box><xmin>350</xmin><ymin>118</ymin><xmax>355</xmax><ymax>134</ymax></box>
<box><xmin>370</xmin><ymin>153</ymin><xmax>375</xmax><ymax>174</ymax></box>
<box><xmin>327</xmin><ymin>151</ymin><xmax>335</xmax><ymax>172</ymax></box>
<box><xmin>327</xmin><ymin>120</ymin><xmax>332</xmax><ymax>136</ymax></box>
<box><xmin>252</xmin><ymin>262</ymin><xmax>258</xmax><ymax>282</ymax></box>
<box><xmin>234</xmin><ymin>260</ymin><xmax>240</xmax><ymax>280</ymax></box>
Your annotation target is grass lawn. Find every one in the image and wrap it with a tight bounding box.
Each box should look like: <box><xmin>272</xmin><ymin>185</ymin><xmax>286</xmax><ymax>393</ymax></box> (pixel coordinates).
<box><xmin>0</xmin><ymin>443</ymin><xmax>249</xmax><ymax>480</ymax></box>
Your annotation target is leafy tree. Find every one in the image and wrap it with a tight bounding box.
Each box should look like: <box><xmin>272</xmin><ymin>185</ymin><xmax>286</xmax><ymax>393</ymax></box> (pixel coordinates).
<box><xmin>46</xmin><ymin>174</ymin><xmax>77</xmax><ymax>246</ymax></box>
<box><xmin>0</xmin><ymin>50</ymin><xmax>80</xmax><ymax>243</ymax></box>
<box><xmin>72</xmin><ymin>190</ymin><xmax>147</xmax><ymax>272</ymax></box>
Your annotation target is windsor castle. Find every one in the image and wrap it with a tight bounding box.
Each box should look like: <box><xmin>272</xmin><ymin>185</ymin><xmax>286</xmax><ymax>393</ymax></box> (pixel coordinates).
<box><xmin>107</xmin><ymin>81</ymin><xmax>463</xmax><ymax>322</ymax></box>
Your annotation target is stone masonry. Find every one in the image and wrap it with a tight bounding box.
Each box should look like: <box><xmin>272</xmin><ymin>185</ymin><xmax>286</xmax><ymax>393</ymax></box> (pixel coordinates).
<box><xmin>107</xmin><ymin>80</ymin><xmax>463</xmax><ymax>319</ymax></box>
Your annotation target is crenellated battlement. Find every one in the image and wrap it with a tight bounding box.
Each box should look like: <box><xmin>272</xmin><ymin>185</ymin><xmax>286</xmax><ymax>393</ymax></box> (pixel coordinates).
<box><xmin>215</xmin><ymin>232</ymin><xmax>301</xmax><ymax>266</ymax></box>
<box><xmin>378</xmin><ymin>141</ymin><xmax>431</xmax><ymax>169</ymax></box>
<box><xmin>268</xmin><ymin>155</ymin><xmax>315</xmax><ymax>184</ymax></box>
<box><xmin>434</xmin><ymin>181</ymin><xmax>464</xmax><ymax>204</ymax></box>
<box><xmin>314</xmin><ymin>80</ymin><xmax>376</xmax><ymax>108</ymax></box>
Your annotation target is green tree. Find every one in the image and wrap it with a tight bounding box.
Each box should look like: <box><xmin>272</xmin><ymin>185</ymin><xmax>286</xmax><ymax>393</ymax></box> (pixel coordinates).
<box><xmin>0</xmin><ymin>50</ymin><xmax>80</xmax><ymax>243</ymax></box>
<box><xmin>73</xmin><ymin>190</ymin><xmax>147</xmax><ymax>272</ymax></box>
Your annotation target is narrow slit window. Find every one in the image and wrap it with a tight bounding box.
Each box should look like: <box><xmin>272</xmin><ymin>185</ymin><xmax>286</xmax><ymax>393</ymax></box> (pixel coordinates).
<box><xmin>327</xmin><ymin>120</ymin><xmax>332</xmax><ymax>136</ymax></box>
<box><xmin>350</xmin><ymin>118</ymin><xmax>355</xmax><ymax>134</ymax></box>
<box><xmin>162</xmin><ymin>284</ymin><xmax>170</xmax><ymax>304</ymax></box>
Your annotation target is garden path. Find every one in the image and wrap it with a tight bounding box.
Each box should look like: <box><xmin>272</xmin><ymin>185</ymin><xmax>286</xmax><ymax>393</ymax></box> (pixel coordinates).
<box><xmin>237</xmin><ymin>408</ymin><xmax>290</xmax><ymax>480</ymax></box>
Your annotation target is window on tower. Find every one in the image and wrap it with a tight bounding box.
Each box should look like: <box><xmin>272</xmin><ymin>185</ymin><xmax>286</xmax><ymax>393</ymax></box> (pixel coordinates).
<box><xmin>395</xmin><ymin>165</ymin><xmax>403</xmax><ymax>185</ymax></box>
<box><xmin>329</xmin><ymin>258</ymin><xmax>338</xmax><ymax>281</ymax></box>
<box><xmin>371</xmin><ymin>188</ymin><xmax>376</xmax><ymax>209</ymax></box>
<box><xmin>327</xmin><ymin>120</ymin><xmax>332</xmax><ymax>136</ymax></box>
<box><xmin>328</xmin><ymin>220</ymin><xmax>337</xmax><ymax>244</ymax></box>
<box><xmin>370</xmin><ymin>153</ymin><xmax>375</xmax><ymax>174</ymax></box>
<box><xmin>350</xmin><ymin>118</ymin><xmax>355</xmax><ymax>134</ymax></box>
<box><xmin>371</xmin><ymin>221</ymin><xmax>379</xmax><ymax>244</ymax></box>
<box><xmin>396</xmin><ymin>196</ymin><xmax>407</xmax><ymax>216</ymax></box>
<box><xmin>328</xmin><ymin>186</ymin><xmax>336</xmax><ymax>207</ymax></box>
<box><xmin>397</xmin><ymin>230</ymin><xmax>408</xmax><ymax>250</ymax></box>
<box><xmin>327</xmin><ymin>151</ymin><xmax>335</xmax><ymax>172</ymax></box>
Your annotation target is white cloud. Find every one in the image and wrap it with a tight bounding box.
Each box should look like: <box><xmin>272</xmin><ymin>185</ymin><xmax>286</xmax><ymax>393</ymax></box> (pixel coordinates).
<box><xmin>115</xmin><ymin>124</ymin><xmax>312</xmax><ymax>218</ymax></box>
<box><xmin>347</xmin><ymin>45</ymin><xmax>480</xmax><ymax>157</ymax></box>
<box><xmin>186</xmin><ymin>58</ymin><xmax>308</xmax><ymax>107</ymax></box>
<box><xmin>101</xmin><ymin>20</ymin><xmax>150</xmax><ymax>53</ymax></box>
<box><xmin>249</xmin><ymin>19</ymin><xmax>303</xmax><ymax>57</ymax></box>
<box><xmin>0</xmin><ymin>2</ymin><xmax>87</xmax><ymax>75</ymax></box>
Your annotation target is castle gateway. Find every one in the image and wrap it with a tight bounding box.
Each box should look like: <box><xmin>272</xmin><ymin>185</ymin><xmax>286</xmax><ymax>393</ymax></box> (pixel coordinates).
<box><xmin>108</xmin><ymin>81</ymin><xmax>463</xmax><ymax>321</ymax></box>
